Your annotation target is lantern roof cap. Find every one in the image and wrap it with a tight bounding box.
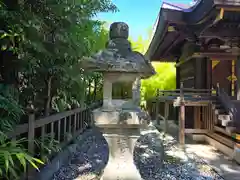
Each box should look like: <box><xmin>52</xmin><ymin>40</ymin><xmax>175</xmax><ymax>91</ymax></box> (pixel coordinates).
<box><xmin>82</xmin><ymin>22</ymin><xmax>155</xmax><ymax>79</ymax></box>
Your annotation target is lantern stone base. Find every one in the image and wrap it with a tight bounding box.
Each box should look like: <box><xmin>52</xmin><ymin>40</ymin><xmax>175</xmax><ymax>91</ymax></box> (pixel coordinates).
<box><xmin>100</xmin><ymin>134</ymin><xmax>142</xmax><ymax>180</ymax></box>
<box><xmin>93</xmin><ymin>103</ymin><xmax>143</xmax><ymax>180</ymax></box>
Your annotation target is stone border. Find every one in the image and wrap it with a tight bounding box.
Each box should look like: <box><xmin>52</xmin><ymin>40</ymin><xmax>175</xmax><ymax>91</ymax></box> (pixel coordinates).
<box><xmin>36</xmin><ymin>128</ymin><xmax>97</xmax><ymax>180</ymax></box>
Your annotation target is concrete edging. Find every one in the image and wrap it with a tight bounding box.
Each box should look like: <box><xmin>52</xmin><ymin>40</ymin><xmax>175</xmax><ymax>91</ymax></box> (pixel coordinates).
<box><xmin>36</xmin><ymin>128</ymin><xmax>97</xmax><ymax>180</ymax></box>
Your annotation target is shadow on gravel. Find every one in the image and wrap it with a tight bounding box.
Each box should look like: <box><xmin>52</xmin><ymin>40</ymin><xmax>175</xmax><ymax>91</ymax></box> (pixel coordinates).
<box><xmin>53</xmin><ymin>128</ymin><xmax>109</xmax><ymax>180</ymax></box>
<box><xmin>133</xmin><ymin>131</ymin><xmax>164</xmax><ymax>179</ymax></box>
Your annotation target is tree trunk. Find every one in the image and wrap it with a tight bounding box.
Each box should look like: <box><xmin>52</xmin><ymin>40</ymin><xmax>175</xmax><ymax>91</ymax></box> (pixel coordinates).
<box><xmin>44</xmin><ymin>76</ymin><xmax>53</xmax><ymax>116</ymax></box>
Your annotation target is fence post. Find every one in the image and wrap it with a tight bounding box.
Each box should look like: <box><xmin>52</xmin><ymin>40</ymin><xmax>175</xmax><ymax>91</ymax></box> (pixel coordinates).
<box><xmin>164</xmin><ymin>102</ymin><xmax>169</xmax><ymax>133</ymax></box>
<box><xmin>28</xmin><ymin>113</ymin><xmax>35</xmax><ymax>155</ymax></box>
<box><xmin>156</xmin><ymin>89</ymin><xmax>160</xmax><ymax>125</ymax></box>
<box><xmin>27</xmin><ymin>112</ymin><xmax>35</xmax><ymax>178</ymax></box>
<box><xmin>179</xmin><ymin>82</ymin><xmax>185</xmax><ymax>147</ymax></box>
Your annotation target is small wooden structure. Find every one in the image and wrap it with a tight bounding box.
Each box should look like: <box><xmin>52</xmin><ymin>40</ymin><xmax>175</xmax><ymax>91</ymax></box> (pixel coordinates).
<box><xmin>153</xmin><ymin>82</ymin><xmax>213</xmax><ymax>145</ymax></box>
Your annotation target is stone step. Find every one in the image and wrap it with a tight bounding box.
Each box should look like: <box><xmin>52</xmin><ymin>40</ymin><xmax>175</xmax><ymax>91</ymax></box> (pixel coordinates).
<box><xmin>218</xmin><ymin>114</ymin><xmax>231</xmax><ymax>121</ymax></box>
<box><xmin>218</xmin><ymin>114</ymin><xmax>232</xmax><ymax>127</ymax></box>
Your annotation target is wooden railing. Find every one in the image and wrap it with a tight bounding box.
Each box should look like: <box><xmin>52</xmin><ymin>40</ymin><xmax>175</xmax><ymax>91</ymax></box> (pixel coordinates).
<box><xmin>147</xmin><ymin>84</ymin><xmax>212</xmax><ymax>120</ymax></box>
<box><xmin>216</xmin><ymin>83</ymin><xmax>237</xmax><ymax>121</ymax></box>
<box><xmin>156</xmin><ymin>88</ymin><xmax>212</xmax><ymax>97</ymax></box>
<box><xmin>7</xmin><ymin>100</ymin><xmax>102</xmax><ymax>176</ymax></box>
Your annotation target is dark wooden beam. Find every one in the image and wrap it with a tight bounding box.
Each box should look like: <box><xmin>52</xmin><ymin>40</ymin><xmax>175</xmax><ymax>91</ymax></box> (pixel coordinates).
<box><xmin>194</xmin><ymin>52</ymin><xmax>239</xmax><ymax>60</ymax></box>
<box><xmin>175</xmin><ymin>55</ymin><xmax>194</xmax><ymax>67</ymax></box>
<box><xmin>176</xmin><ymin>53</ymin><xmax>204</xmax><ymax>67</ymax></box>
<box><xmin>161</xmin><ymin>33</ymin><xmax>185</xmax><ymax>58</ymax></box>
<box><xmin>200</xmin><ymin>28</ymin><xmax>240</xmax><ymax>38</ymax></box>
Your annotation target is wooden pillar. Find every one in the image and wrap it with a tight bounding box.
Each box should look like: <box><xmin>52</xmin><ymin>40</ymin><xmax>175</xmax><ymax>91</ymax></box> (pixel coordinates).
<box><xmin>155</xmin><ymin>90</ymin><xmax>159</xmax><ymax>124</ymax></box>
<box><xmin>179</xmin><ymin>82</ymin><xmax>185</xmax><ymax>146</ymax></box>
<box><xmin>176</xmin><ymin>59</ymin><xmax>180</xmax><ymax>124</ymax></box>
<box><xmin>164</xmin><ymin>102</ymin><xmax>169</xmax><ymax>133</ymax></box>
<box><xmin>236</xmin><ymin>56</ymin><xmax>240</xmax><ymax>100</ymax></box>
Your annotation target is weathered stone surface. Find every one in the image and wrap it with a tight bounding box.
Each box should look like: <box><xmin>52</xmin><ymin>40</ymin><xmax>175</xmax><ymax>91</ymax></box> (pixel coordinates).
<box><xmin>120</xmin><ymin>101</ymin><xmax>151</xmax><ymax>124</ymax></box>
<box><xmin>82</xmin><ymin>22</ymin><xmax>155</xmax><ymax>79</ymax></box>
<box><xmin>101</xmin><ymin>133</ymin><xmax>142</xmax><ymax>180</ymax></box>
<box><xmin>109</xmin><ymin>22</ymin><xmax>129</xmax><ymax>39</ymax></box>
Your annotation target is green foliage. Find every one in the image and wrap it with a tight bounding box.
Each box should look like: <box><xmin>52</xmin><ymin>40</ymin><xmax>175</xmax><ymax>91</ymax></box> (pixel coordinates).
<box><xmin>0</xmin><ymin>0</ymin><xmax>117</xmax><ymax>179</ymax></box>
<box><xmin>129</xmin><ymin>29</ymin><xmax>176</xmax><ymax>105</ymax></box>
<box><xmin>0</xmin><ymin>84</ymin><xmax>42</xmax><ymax>179</ymax></box>
<box><xmin>0</xmin><ymin>0</ymin><xmax>116</xmax><ymax>114</ymax></box>
<box><xmin>35</xmin><ymin>134</ymin><xmax>61</xmax><ymax>163</ymax></box>
<box><xmin>0</xmin><ymin>132</ymin><xmax>44</xmax><ymax>179</ymax></box>
<box><xmin>0</xmin><ymin>85</ymin><xmax>23</xmax><ymax>132</ymax></box>
<box><xmin>141</xmin><ymin>62</ymin><xmax>176</xmax><ymax>100</ymax></box>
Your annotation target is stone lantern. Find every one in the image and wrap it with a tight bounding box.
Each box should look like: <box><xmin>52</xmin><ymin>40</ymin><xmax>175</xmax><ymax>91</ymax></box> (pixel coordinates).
<box><xmin>82</xmin><ymin>22</ymin><xmax>155</xmax><ymax>180</ymax></box>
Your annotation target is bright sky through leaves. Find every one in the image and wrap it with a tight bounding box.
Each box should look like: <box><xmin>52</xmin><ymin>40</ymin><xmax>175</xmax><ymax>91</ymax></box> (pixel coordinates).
<box><xmin>97</xmin><ymin>0</ymin><xmax>193</xmax><ymax>40</ymax></box>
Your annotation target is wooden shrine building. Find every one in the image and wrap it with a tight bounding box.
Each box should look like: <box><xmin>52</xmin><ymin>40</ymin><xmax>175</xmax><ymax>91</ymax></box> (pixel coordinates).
<box><xmin>146</xmin><ymin>0</ymin><xmax>240</xmax><ymax>161</ymax></box>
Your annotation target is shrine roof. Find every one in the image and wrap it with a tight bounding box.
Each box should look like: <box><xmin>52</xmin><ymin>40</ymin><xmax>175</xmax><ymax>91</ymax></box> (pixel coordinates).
<box><xmin>146</xmin><ymin>0</ymin><xmax>240</xmax><ymax>62</ymax></box>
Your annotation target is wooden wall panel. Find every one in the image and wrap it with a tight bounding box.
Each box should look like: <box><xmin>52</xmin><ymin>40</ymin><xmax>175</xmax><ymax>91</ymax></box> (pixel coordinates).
<box><xmin>212</xmin><ymin>60</ymin><xmax>232</xmax><ymax>95</ymax></box>
<box><xmin>201</xmin><ymin>104</ymin><xmax>215</xmax><ymax>131</ymax></box>
<box><xmin>179</xmin><ymin>60</ymin><xmax>195</xmax><ymax>88</ymax></box>
<box><xmin>194</xmin><ymin>107</ymin><xmax>201</xmax><ymax>129</ymax></box>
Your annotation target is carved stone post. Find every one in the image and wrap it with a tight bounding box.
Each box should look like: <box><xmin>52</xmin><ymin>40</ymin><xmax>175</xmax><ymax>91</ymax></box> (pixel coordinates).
<box><xmin>102</xmin><ymin>74</ymin><xmax>113</xmax><ymax>111</ymax></box>
<box><xmin>132</xmin><ymin>77</ymin><xmax>141</xmax><ymax>105</ymax></box>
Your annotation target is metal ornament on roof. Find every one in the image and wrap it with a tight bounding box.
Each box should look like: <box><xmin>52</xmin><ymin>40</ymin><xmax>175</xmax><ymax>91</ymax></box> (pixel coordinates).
<box><xmin>82</xmin><ymin>22</ymin><xmax>155</xmax><ymax>78</ymax></box>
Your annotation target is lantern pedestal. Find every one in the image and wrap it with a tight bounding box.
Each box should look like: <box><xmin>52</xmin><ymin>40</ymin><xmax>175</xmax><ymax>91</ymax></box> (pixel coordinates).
<box><xmin>93</xmin><ymin>107</ymin><xmax>142</xmax><ymax>180</ymax></box>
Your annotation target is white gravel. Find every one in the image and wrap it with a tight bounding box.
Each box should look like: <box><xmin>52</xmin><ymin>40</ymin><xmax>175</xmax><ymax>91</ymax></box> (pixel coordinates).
<box><xmin>52</xmin><ymin>126</ymin><xmax>224</xmax><ymax>180</ymax></box>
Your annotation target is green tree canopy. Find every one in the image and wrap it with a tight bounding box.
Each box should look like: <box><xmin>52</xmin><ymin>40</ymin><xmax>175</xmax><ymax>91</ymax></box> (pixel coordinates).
<box><xmin>0</xmin><ymin>0</ymin><xmax>117</xmax><ymax>116</ymax></box>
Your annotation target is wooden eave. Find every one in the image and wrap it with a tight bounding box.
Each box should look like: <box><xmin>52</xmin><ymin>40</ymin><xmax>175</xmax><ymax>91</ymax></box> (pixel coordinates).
<box><xmin>146</xmin><ymin>0</ymin><xmax>240</xmax><ymax>62</ymax></box>
<box><xmin>145</xmin><ymin>9</ymin><xmax>185</xmax><ymax>62</ymax></box>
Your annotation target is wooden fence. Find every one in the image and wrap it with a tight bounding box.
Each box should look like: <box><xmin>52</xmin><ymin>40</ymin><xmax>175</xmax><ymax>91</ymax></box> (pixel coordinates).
<box><xmin>7</xmin><ymin>101</ymin><xmax>102</xmax><ymax>178</ymax></box>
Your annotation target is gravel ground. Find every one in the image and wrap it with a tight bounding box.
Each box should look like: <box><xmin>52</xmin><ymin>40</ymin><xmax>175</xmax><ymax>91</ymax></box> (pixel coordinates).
<box><xmin>52</xmin><ymin>126</ymin><xmax>224</xmax><ymax>180</ymax></box>
<box><xmin>134</xmin><ymin>126</ymin><xmax>225</xmax><ymax>180</ymax></box>
<box><xmin>52</xmin><ymin>128</ymin><xmax>109</xmax><ymax>180</ymax></box>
